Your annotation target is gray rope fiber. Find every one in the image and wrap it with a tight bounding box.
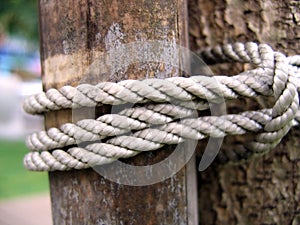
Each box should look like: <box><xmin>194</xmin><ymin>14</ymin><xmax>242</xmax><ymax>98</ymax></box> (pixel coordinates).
<box><xmin>24</xmin><ymin>109</ymin><xmax>300</xmax><ymax>171</ymax></box>
<box><xmin>23</xmin><ymin>42</ymin><xmax>300</xmax><ymax>171</ymax></box>
<box><xmin>25</xmin><ymin>104</ymin><xmax>195</xmax><ymax>151</ymax></box>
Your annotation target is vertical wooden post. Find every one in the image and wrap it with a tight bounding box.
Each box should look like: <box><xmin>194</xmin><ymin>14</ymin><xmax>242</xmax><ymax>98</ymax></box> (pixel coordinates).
<box><xmin>39</xmin><ymin>0</ymin><xmax>197</xmax><ymax>224</ymax></box>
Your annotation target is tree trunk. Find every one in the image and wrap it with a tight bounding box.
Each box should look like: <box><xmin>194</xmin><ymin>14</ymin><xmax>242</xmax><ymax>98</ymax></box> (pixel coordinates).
<box><xmin>39</xmin><ymin>0</ymin><xmax>198</xmax><ymax>224</ymax></box>
<box><xmin>188</xmin><ymin>0</ymin><xmax>300</xmax><ymax>224</ymax></box>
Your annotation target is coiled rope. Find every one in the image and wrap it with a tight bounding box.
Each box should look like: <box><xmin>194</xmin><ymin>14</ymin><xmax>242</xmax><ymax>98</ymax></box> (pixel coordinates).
<box><xmin>23</xmin><ymin>42</ymin><xmax>300</xmax><ymax>171</ymax></box>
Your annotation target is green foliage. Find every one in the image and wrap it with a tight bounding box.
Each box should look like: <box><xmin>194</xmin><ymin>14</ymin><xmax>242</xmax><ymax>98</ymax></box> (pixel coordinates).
<box><xmin>0</xmin><ymin>140</ymin><xmax>49</xmax><ymax>199</ymax></box>
<box><xmin>0</xmin><ymin>0</ymin><xmax>39</xmax><ymax>42</ymax></box>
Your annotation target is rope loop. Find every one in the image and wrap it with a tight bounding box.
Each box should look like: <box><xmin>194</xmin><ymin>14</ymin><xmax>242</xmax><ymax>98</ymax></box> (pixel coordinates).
<box><xmin>249</xmin><ymin>50</ymin><xmax>299</xmax><ymax>152</ymax></box>
<box><xmin>22</xmin><ymin>42</ymin><xmax>300</xmax><ymax>171</ymax></box>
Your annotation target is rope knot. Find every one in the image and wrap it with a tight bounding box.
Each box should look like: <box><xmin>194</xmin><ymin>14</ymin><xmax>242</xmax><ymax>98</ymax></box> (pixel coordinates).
<box><xmin>22</xmin><ymin>42</ymin><xmax>300</xmax><ymax>171</ymax></box>
<box><xmin>250</xmin><ymin>45</ymin><xmax>300</xmax><ymax>152</ymax></box>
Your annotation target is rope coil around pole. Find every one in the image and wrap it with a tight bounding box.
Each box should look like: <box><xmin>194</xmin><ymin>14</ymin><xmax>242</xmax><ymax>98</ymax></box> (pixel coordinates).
<box><xmin>23</xmin><ymin>42</ymin><xmax>300</xmax><ymax>171</ymax></box>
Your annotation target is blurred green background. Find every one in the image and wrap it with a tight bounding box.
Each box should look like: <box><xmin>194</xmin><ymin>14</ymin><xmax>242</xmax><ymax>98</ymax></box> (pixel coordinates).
<box><xmin>0</xmin><ymin>0</ymin><xmax>39</xmax><ymax>42</ymax></box>
<box><xmin>0</xmin><ymin>141</ymin><xmax>48</xmax><ymax>199</ymax></box>
<box><xmin>0</xmin><ymin>0</ymin><xmax>49</xmax><ymax>200</ymax></box>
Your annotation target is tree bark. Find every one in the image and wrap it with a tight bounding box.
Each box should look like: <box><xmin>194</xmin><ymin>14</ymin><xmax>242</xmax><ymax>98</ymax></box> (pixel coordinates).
<box><xmin>188</xmin><ymin>0</ymin><xmax>300</xmax><ymax>224</ymax></box>
<box><xmin>39</xmin><ymin>0</ymin><xmax>197</xmax><ymax>224</ymax></box>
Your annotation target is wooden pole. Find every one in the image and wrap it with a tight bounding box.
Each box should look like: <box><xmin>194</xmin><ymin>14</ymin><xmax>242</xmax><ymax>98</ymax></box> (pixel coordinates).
<box><xmin>39</xmin><ymin>0</ymin><xmax>197</xmax><ymax>224</ymax></box>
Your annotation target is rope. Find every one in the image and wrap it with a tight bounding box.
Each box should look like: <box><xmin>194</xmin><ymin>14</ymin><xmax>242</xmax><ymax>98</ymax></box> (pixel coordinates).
<box><xmin>23</xmin><ymin>42</ymin><xmax>300</xmax><ymax>171</ymax></box>
<box><xmin>25</xmin><ymin>104</ymin><xmax>195</xmax><ymax>151</ymax></box>
<box><xmin>24</xmin><ymin>109</ymin><xmax>300</xmax><ymax>171</ymax></box>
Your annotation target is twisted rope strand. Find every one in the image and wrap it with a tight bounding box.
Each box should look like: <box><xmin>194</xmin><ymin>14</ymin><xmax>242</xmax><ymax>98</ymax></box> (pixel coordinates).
<box><xmin>26</xmin><ymin>104</ymin><xmax>195</xmax><ymax>151</ymax></box>
<box><xmin>23</xmin><ymin>69</ymin><xmax>276</xmax><ymax>114</ymax></box>
<box><xmin>23</xmin><ymin>42</ymin><xmax>300</xmax><ymax>171</ymax></box>
<box><xmin>23</xmin><ymin>109</ymin><xmax>300</xmax><ymax>171</ymax></box>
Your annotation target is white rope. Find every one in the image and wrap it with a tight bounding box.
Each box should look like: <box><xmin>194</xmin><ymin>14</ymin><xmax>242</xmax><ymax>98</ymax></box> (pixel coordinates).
<box><xmin>24</xmin><ymin>109</ymin><xmax>300</xmax><ymax>171</ymax></box>
<box><xmin>23</xmin><ymin>42</ymin><xmax>300</xmax><ymax>171</ymax></box>
<box><xmin>25</xmin><ymin>104</ymin><xmax>195</xmax><ymax>151</ymax></box>
<box><xmin>23</xmin><ymin>70</ymin><xmax>274</xmax><ymax>114</ymax></box>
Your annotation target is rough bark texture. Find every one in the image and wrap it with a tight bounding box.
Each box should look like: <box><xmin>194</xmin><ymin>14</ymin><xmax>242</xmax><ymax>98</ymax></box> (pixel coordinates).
<box><xmin>39</xmin><ymin>0</ymin><xmax>198</xmax><ymax>224</ymax></box>
<box><xmin>188</xmin><ymin>0</ymin><xmax>300</xmax><ymax>224</ymax></box>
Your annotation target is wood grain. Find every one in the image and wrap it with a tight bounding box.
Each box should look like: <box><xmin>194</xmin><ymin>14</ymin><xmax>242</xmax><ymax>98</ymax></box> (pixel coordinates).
<box><xmin>39</xmin><ymin>0</ymin><xmax>197</xmax><ymax>224</ymax></box>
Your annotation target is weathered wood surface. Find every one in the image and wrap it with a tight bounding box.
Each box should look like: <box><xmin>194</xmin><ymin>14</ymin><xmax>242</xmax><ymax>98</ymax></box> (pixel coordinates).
<box><xmin>39</xmin><ymin>0</ymin><xmax>197</xmax><ymax>224</ymax></box>
<box><xmin>188</xmin><ymin>0</ymin><xmax>300</xmax><ymax>224</ymax></box>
